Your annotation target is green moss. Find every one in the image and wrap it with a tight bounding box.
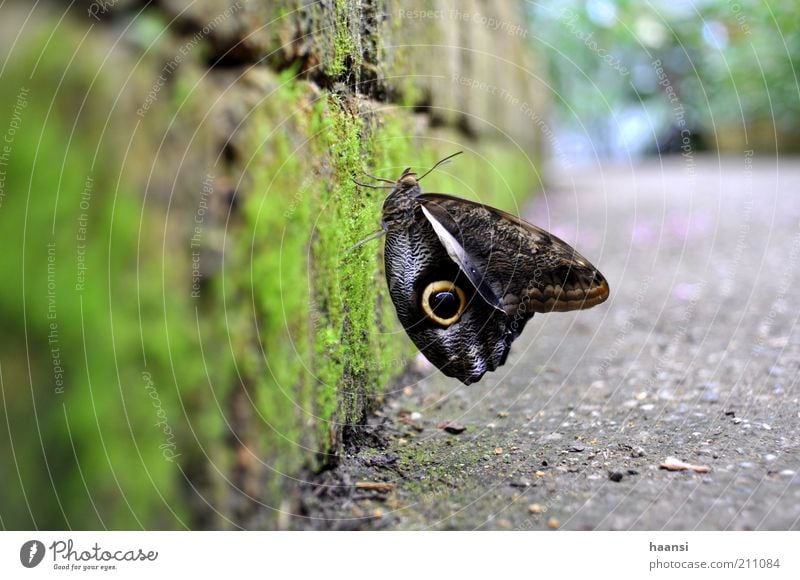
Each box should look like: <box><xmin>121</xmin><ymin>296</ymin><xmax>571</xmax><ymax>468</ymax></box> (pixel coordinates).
<box><xmin>302</xmin><ymin>0</ymin><xmax>367</xmax><ymax>82</ymax></box>
<box><xmin>238</xmin><ymin>84</ymin><xmax>420</xmax><ymax>472</ymax></box>
<box><xmin>232</xmin><ymin>87</ymin><xmax>314</xmax><ymax>484</ymax></box>
<box><xmin>330</xmin><ymin>0</ymin><xmax>359</xmax><ymax>78</ymax></box>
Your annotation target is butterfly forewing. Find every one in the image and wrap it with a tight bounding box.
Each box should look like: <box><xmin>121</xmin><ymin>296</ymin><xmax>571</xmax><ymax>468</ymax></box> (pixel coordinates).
<box><xmin>417</xmin><ymin>193</ymin><xmax>609</xmax><ymax>316</ymax></box>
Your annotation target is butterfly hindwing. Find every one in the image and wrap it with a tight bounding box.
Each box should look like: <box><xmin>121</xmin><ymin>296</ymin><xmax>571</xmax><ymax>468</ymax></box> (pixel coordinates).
<box><xmin>383</xmin><ymin>205</ymin><xmax>515</xmax><ymax>385</ymax></box>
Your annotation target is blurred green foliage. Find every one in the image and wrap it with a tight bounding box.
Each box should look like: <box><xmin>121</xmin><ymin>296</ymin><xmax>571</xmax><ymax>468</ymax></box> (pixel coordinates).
<box><xmin>532</xmin><ymin>0</ymin><xmax>800</xmax><ymax>151</ymax></box>
<box><xmin>0</xmin><ymin>20</ymin><xmax>205</xmax><ymax>529</ymax></box>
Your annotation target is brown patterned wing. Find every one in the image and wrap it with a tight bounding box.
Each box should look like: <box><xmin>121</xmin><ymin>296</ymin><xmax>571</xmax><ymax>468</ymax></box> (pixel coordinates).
<box><xmin>417</xmin><ymin>193</ymin><xmax>610</xmax><ymax>316</ymax></box>
<box><xmin>382</xmin><ymin>208</ymin><xmax>516</xmax><ymax>385</ymax></box>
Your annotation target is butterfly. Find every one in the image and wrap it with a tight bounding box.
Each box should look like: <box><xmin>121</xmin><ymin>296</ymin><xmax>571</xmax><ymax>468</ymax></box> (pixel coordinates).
<box><xmin>353</xmin><ymin>152</ymin><xmax>609</xmax><ymax>385</ymax></box>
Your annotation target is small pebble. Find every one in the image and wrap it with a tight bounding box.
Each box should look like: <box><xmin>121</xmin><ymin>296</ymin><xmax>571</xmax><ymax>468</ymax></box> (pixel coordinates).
<box><xmin>356</xmin><ymin>481</ymin><xmax>395</xmax><ymax>492</ymax></box>
<box><xmin>547</xmin><ymin>517</ymin><xmax>560</xmax><ymax>529</ymax></box>
<box><xmin>410</xmin><ymin>411</ymin><xmax>422</xmax><ymax>421</ymax></box>
<box><xmin>609</xmin><ymin>471</ymin><xmax>624</xmax><ymax>482</ymax></box>
<box><xmin>439</xmin><ymin>421</ymin><xmax>467</xmax><ymax>434</ymax></box>
<box><xmin>494</xmin><ymin>447</ymin><xmax>503</xmax><ymax>455</ymax></box>
<box><xmin>660</xmin><ymin>457</ymin><xmax>711</xmax><ymax>473</ymax></box>
<box><xmin>631</xmin><ymin>447</ymin><xmax>646</xmax><ymax>458</ymax></box>
<box><xmin>528</xmin><ymin>503</ymin><xmax>547</xmax><ymax>514</ymax></box>
<box><xmin>497</xmin><ymin>411</ymin><xmax>509</xmax><ymax>418</ymax></box>
<box><xmin>397</xmin><ymin>438</ymin><xmax>408</xmax><ymax>446</ymax></box>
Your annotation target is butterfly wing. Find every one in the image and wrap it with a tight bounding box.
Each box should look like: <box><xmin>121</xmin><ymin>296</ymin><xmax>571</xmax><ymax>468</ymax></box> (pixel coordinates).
<box><xmin>383</xmin><ymin>209</ymin><xmax>517</xmax><ymax>385</ymax></box>
<box><xmin>417</xmin><ymin>193</ymin><xmax>610</xmax><ymax>317</ymax></box>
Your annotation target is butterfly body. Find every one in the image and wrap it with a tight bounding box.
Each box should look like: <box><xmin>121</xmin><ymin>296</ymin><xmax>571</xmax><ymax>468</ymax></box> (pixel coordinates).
<box><xmin>366</xmin><ymin>158</ymin><xmax>609</xmax><ymax>385</ymax></box>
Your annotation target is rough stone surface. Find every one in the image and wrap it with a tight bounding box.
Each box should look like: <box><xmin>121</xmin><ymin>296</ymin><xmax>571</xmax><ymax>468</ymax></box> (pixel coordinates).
<box><xmin>158</xmin><ymin>0</ymin><xmax>547</xmax><ymax>147</ymax></box>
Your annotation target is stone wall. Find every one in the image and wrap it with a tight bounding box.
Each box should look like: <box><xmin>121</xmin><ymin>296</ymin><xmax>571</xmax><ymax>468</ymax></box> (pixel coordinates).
<box><xmin>0</xmin><ymin>0</ymin><xmax>547</xmax><ymax>529</ymax></box>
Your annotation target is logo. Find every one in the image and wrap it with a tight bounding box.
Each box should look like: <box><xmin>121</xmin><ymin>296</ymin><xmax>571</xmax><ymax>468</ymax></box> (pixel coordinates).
<box><xmin>20</xmin><ymin>540</ymin><xmax>46</xmax><ymax>568</ymax></box>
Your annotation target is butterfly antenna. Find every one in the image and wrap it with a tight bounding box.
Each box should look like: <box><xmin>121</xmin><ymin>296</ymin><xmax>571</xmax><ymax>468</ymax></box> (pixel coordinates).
<box><xmin>361</xmin><ymin>170</ymin><xmax>396</xmax><ymax>184</ymax></box>
<box><xmin>417</xmin><ymin>151</ymin><xmax>464</xmax><ymax>181</ymax></box>
<box><xmin>352</xmin><ymin>177</ymin><xmax>395</xmax><ymax>189</ymax></box>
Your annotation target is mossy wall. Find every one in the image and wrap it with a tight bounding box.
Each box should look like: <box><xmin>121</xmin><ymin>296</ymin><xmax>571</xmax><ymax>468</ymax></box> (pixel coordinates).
<box><xmin>0</xmin><ymin>0</ymin><xmax>545</xmax><ymax>529</ymax></box>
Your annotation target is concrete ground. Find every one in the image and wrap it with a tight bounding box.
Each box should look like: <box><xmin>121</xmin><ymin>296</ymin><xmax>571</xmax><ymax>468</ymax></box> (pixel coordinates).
<box><xmin>295</xmin><ymin>155</ymin><xmax>800</xmax><ymax>530</ymax></box>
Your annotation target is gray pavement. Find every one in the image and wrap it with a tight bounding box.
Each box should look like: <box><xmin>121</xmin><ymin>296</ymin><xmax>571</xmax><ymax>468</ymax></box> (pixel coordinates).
<box><xmin>296</xmin><ymin>155</ymin><xmax>800</xmax><ymax>530</ymax></box>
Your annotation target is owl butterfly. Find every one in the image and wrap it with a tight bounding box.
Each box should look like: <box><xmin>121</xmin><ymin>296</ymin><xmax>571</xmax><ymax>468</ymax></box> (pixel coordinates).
<box><xmin>353</xmin><ymin>152</ymin><xmax>609</xmax><ymax>385</ymax></box>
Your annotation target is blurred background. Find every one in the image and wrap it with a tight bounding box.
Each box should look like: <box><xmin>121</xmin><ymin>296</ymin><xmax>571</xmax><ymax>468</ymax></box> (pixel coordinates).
<box><xmin>0</xmin><ymin>0</ymin><xmax>798</xmax><ymax>531</ymax></box>
<box><xmin>532</xmin><ymin>0</ymin><xmax>800</xmax><ymax>160</ymax></box>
